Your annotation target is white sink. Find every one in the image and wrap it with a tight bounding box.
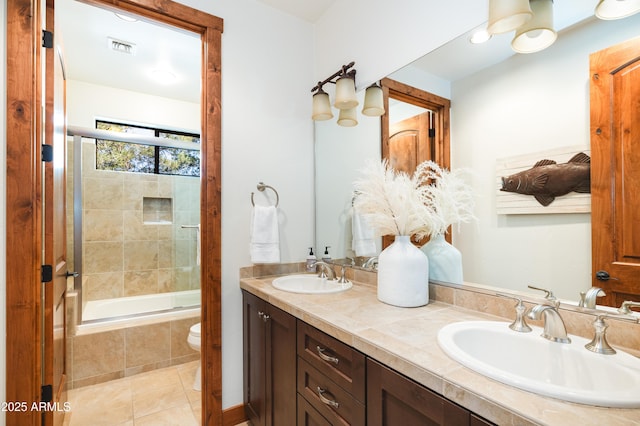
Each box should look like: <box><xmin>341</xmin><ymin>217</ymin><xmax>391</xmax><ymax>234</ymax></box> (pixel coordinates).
<box><xmin>271</xmin><ymin>274</ymin><xmax>352</xmax><ymax>294</ymax></box>
<box><xmin>437</xmin><ymin>321</ymin><xmax>640</xmax><ymax>408</ymax></box>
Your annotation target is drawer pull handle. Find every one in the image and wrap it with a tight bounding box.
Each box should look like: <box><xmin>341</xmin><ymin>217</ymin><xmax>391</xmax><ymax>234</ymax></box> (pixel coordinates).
<box><xmin>257</xmin><ymin>311</ymin><xmax>270</xmax><ymax>322</ymax></box>
<box><xmin>317</xmin><ymin>386</ymin><xmax>339</xmax><ymax>408</ymax></box>
<box><xmin>316</xmin><ymin>346</ymin><xmax>339</xmax><ymax>364</ymax></box>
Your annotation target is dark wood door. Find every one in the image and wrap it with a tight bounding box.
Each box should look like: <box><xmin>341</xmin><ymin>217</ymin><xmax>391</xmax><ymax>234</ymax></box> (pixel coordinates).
<box><xmin>243</xmin><ymin>291</ymin><xmax>297</xmax><ymax>426</ymax></box>
<box><xmin>243</xmin><ymin>291</ymin><xmax>267</xmax><ymax>426</ymax></box>
<box><xmin>367</xmin><ymin>358</ymin><xmax>470</xmax><ymax>426</ymax></box>
<box><xmin>590</xmin><ymin>35</ymin><xmax>640</xmax><ymax>307</ymax></box>
<box><xmin>265</xmin><ymin>301</ymin><xmax>297</xmax><ymax>426</ymax></box>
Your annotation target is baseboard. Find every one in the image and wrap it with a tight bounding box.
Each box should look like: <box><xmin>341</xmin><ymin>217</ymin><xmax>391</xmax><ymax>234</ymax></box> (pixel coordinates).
<box><xmin>222</xmin><ymin>404</ymin><xmax>247</xmax><ymax>426</ymax></box>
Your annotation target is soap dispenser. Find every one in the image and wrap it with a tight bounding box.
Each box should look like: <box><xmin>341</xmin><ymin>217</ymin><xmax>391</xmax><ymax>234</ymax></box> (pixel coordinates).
<box><xmin>306</xmin><ymin>247</ymin><xmax>316</xmax><ymax>272</ymax></box>
<box><xmin>322</xmin><ymin>246</ymin><xmax>331</xmax><ymax>262</ymax></box>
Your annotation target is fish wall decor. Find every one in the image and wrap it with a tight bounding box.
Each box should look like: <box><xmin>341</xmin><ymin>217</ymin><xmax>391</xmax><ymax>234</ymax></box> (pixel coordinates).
<box><xmin>500</xmin><ymin>152</ymin><xmax>590</xmax><ymax>207</ymax></box>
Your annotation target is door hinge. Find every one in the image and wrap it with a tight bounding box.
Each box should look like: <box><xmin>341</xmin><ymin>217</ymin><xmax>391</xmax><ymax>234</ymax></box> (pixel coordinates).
<box><xmin>41</xmin><ymin>265</ymin><xmax>53</xmax><ymax>283</ymax></box>
<box><xmin>42</xmin><ymin>30</ymin><xmax>53</xmax><ymax>48</ymax></box>
<box><xmin>41</xmin><ymin>384</ymin><xmax>53</xmax><ymax>403</ymax></box>
<box><xmin>42</xmin><ymin>144</ymin><xmax>53</xmax><ymax>162</ymax></box>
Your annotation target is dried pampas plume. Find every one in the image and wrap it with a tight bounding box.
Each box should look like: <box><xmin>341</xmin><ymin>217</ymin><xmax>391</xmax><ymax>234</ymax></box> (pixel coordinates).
<box><xmin>415</xmin><ymin>161</ymin><xmax>476</xmax><ymax>238</ymax></box>
<box><xmin>353</xmin><ymin>159</ymin><xmax>475</xmax><ymax>239</ymax></box>
<box><xmin>352</xmin><ymin>159</ymin><xmax>444</xmax><ymax>238</ymax></box>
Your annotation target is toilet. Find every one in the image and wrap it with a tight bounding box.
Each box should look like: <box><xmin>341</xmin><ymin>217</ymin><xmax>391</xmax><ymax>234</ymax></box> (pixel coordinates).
<box><xmin>187</xmin><ymin>322</ymin><xmax>202</xmax><ymax>391</ymax></box>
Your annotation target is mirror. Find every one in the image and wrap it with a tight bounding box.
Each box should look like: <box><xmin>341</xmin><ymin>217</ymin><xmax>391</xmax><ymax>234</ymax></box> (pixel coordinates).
<box><xmin>314</xmin><ymin>13</ymin><xmax>640</xmax><ymax>302</ymax></box>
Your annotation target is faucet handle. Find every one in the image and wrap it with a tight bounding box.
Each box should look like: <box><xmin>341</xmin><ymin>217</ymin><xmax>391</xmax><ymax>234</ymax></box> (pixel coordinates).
<box><xmin>527</xmin><ymin>285</ymin><xmax>557</xmax><ymax>301</ymax></box>
<box><xmin>497</xmin><ymin>294</ymin><xmax>532</xmax><ymax>333</ymax></box>
<box><xmin>585</xmin><ymin>313</ymin><xmax>639</xmax><ymax>355</ymax></box>
<box><xmin>618</xmin><ymin>300</ymin><xmax>640</xmax><ymax>315</ymax></box>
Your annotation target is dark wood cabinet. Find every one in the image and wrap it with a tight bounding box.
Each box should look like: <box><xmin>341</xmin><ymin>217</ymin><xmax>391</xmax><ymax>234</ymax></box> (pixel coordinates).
<box><xmin>243</xmin><ymin>290</ymin><xmax>495</xmax><ymax>426</ymax></box>
<box><xmin>243</xmin><ymin>290</ymin><xmax>297</xmax><ymax>426</ymax></box>
<box><xmin>367</xmin><ymin>358</ymin><xmax>493</xmax><ymax>426</ymax></box>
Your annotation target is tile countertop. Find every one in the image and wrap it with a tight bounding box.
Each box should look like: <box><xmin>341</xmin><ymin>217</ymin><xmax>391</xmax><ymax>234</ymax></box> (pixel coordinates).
<box><xmin>240</xmin><ymin>276</ymin><xmax>640</xmax><ymax>426</ymax></box>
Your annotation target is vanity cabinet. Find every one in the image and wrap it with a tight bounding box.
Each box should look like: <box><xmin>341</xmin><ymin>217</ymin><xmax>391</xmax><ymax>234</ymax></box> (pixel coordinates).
<box><xmin>243</xmin><ymin>290</ymin><xmax>494</xmax><ymax>426</ymax></box>
<box><xmin>242</xmin><ymin>291</ymin><xmax>297</xmax><ymax>426</ymax></box>
<box><xmin>367</xmin><ymin>358</ymin><xmax>493</xmax><ymax>426</ymax></box>
<box><xmin>297</xmin><ymin>321</ymin><xmax>366</xmax><ymax>425</ymax></box>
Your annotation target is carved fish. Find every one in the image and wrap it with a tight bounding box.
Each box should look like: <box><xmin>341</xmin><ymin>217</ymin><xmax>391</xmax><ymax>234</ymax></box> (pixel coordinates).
<box><xmin>500</xmin><ymin>152</ymin><xmax>591</xmax><ymax>206</ymax></box>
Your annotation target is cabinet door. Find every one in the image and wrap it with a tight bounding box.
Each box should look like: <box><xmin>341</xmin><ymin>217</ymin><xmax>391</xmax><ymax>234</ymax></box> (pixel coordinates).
<box><xmin>243</xmin><ymin>291</ymin><xmax>267</xmax><ymax>426</ymax></box>
<box><xmin>266</xmin><ymin>303</ymin><xmax>297</xmax><ymax>426</ymax></box>
<box><xmin>367</xmin><ymin>358</ymin><xmax>470</xmax><ymax>426</ymax></box>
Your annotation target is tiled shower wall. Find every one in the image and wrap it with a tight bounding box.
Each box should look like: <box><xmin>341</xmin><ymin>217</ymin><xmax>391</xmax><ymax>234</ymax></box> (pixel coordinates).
<box><xmin>72</xmin><ymin>140</ymin><xmax>200</xmax><ymax>307</ymax></box>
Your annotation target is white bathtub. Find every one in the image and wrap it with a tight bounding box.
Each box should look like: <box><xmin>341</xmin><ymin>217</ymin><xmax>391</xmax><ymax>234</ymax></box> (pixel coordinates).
<box><xmin>76</xmin><ymin>290</ymin><xmax>200</xmax><ymax>335</ymax></box>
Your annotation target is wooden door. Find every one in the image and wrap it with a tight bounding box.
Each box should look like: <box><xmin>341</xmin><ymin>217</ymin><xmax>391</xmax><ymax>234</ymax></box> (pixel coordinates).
<box><xmin>388</xmin><ymin>111</ymin><xmax>433</xmax><ymax>174</ymax></box>
<box><xmin>590</xmin><ymin>35</ymin><xmax>640</xmax><ymax>307</ymax></box>
<box><xmin>43</xmin><ymin>2</ymin><xmax>68</xmax><ymax>422</ymax></box>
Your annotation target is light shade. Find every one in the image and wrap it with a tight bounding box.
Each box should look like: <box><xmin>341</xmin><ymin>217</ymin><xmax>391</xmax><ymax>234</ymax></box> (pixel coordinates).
<box><xmin>511</xmin><ymin>0</ymin><xmax>557</xmax><ymax>54</ymax></box>
<box><xmin>312</xmin><ymin>88</ymin><xmax>333</xmax><ymax>121</ymax></box>
<box><xmin>487</xmin><ymin>0</ymin><xmax>533</xmax><ymax>34</ymax></box>
<box><xmin>337</xmin><ymin>107</ymin><xmax>358</xmax><ymax>127</ymax></box>
<box><xmin>362</xmin><ymin>84</ymin><xmax>385</xmax><ymax>117</ymax></box>
<box><xmin>595</xmin><ymin>0</ymin><xmax>640</xmax><ymax>20</ymax></box>
<box><xmin>334</xmin><ymin>75</ymin><xmax>358</xmax><ymax>109</ymax></box>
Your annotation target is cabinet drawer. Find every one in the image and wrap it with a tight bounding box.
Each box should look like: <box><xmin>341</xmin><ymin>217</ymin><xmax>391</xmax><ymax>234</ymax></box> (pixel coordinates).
<box><xmin>297</xmin><ymin>321</ymin><xmax>366</xmax><ymax>402</ymax></box>
<box><xmin>297</xmin><ymin>393</ymin><xmax>332</xmax><ymax>426</ymax></box>
<box><xmin>298</xmin><ymin>357</ymin><xmax>365</xmax><ymax>426</ymax></box>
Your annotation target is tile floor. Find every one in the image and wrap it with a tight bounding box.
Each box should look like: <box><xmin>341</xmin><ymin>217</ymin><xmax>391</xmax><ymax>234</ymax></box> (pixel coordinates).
<box><xmin>64</xmin><ymin>361</ymin><xmax>202</xmax><ymax>425</ymax></box>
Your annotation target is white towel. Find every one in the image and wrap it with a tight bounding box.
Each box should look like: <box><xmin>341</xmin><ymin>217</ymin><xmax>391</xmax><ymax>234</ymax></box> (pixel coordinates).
<box><xmin>250</xmin><ymin>205</ymin><xmax>280</xmax><ymax>263</ymax></box>
<box><xmin>352</xmin><ymin>207</ymin><xmax>377</xmax><ymax>257</ymax></box>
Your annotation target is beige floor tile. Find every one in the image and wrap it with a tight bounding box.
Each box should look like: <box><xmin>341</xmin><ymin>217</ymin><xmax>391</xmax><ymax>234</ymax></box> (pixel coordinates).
<box><xmin>133</xmin><ymin>403</ymin><xmax>198</xmax><ymax>426</ymax></box>
<box><xmin>66</xmin><ymin>363</ymin><xmax>203</xmax><ymax>425</ymax></box>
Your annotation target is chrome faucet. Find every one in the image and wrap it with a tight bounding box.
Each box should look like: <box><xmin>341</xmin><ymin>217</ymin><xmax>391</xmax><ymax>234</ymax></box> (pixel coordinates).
<box><xmin>618</xmin><ymin>300</ymin><xmax>640</xmax><ymax>315</ymax></box>
<box><xmin>362</xmin><ymin>256</ymin><xmax>378</xmax><ymax>270</ymax></box>
<box><xmin>527</xmin><ymin>302</ymin><xmax>571</xmax><ymax>343</ymax></box>
<box><xmin>312</xmin><ymin>261</ymin><xmax>336</xmax><ymax>280</ymax></box>
<box><xmin>585</xmin><ymin>313</ymin><xmax>639</xmax><ymax>355</ymax></box>
<box><xmin>579</xmin><ymin>287</ymin><xmax>606</xmax><ymax>309</ymax></box>
<box><xmin>497</xmin><ymin>293</ymin><xmax>532</xmax><ymax>333</ymax></box>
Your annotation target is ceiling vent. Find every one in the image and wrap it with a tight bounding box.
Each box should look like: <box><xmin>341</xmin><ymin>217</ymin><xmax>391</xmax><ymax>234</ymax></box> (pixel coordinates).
<box><xmin>108</xmin><ymin>37</ymin><xmax>136</xmax><ymax>55</ymax></box>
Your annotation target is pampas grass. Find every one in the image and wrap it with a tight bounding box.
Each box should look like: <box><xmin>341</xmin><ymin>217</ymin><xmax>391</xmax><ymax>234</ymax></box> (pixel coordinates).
<box><xmin>353</xmin><ymin>159</ymin><xmax>444</xmax><ymax>238</ymax></box>
<box><xmin>415</xmin><ymin>161</ymin><xmax>476</xmax><ymax>237</ymax></box>
<box><xmin>353</xmin><ymin>159</ymin><xmax>475</xmax><ymax>239</ymax></box>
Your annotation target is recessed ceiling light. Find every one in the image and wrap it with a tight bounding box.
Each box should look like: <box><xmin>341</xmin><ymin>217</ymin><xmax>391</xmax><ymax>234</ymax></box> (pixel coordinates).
<box><xmin>469</xmin><ymin>28</ymin><xmax>492</xmax><ymax>44</ymax></box>
<box><xmin>115</xmin><ymin>12</ymin><xmax>138</xmax><ymax>22</ymax></box>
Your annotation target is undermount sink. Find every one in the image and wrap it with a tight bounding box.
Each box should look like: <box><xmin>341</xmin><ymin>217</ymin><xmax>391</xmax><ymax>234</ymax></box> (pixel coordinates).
<box><xmin>271</xmin><ymin>274</ymin><xmax>352</xmax><ymax>294</ymax></box>
<box><xmin>437</xmin><ymin>321</ymin><xmax>640</xmax><ymax>408</ymax></box>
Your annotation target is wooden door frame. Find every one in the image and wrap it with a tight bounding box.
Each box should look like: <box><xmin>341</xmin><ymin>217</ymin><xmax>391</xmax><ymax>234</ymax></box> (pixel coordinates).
<box><xmin>5</xmin><ymin>0</ymin><xmax>223</xmax><ymax>424</ymax></box>
<box><xmin>380</xmin><ymin>78</ymin><xmax>451</xmax><ymax>247</ymax></box>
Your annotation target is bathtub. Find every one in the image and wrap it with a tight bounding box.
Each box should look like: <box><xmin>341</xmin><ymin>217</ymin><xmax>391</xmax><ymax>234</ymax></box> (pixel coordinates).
<box><xmin>76</xmin><ymin>289</ymin><xmax>201</xmax><ymax>335</ymax></box>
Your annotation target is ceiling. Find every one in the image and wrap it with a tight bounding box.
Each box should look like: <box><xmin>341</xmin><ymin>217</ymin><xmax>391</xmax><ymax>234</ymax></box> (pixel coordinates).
<box><xmin>56</xmin><ymin>0</ymin><xmax>603</xmax><ymax>105</ymax></box>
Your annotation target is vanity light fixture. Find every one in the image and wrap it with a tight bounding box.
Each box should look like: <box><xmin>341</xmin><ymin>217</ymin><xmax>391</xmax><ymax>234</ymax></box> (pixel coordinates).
<box><xmin>469</xmin><ymin>28</ymin><xmax>492</xmax><ymax>44</ymax></box>
<box><xmin>595</xmin><ymin>0</ymin><xmax>640</xmax><ymax>20</ymax></box>
<box><xmin>311</xmin><ymin>62</ymin><xmax>385</xmax><ymax>126</ymax></box>
<box><xmin>487</xmin><ymin>0</ymin><xmax>533</xmax><ymax>34</ymax></box>
<box><xmin>361</xmin><ymin>83</ymin><xmax>385</xmax><ymax>117</ymax></box>
<box><xmin>511</xmin><ymin>0</ymin><xmax>556</xmax><ymax>54</ymax></box>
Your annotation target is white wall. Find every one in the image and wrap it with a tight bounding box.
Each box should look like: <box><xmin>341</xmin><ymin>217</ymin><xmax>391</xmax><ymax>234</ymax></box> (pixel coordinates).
<box><xmin>67</xmin><ymin>81</ymin><xmax>200</xmax><ymax>131</ymax></box>
<box><xmin>451</xmin><ymin>15</ymin><xmax>640</xmax><ymax>301</ymax></box>
<box><xmin>172</xmin><ymin>0</ymin><xmax>315</xmax><ymax>408</ymax></box>
<box><xmin>314</xmin><ymin>0</ymin><xmax>486</xmax><ymax>91</ymax></box>
<box><xmin>1</xmin><ymin>0</ymin><xmax>6</xmax><ymax>423</ymax></box>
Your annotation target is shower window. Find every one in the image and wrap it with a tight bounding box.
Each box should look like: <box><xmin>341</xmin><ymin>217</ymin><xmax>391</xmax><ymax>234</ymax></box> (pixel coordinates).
<box><xmin>95</xmin><ymin>120</ymin><xmax>200</xmax><ymax>177</ymax></box>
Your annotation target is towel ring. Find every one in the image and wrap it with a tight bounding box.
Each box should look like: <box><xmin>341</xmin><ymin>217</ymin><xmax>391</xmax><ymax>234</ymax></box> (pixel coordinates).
<box><xmin>251</xmin><ymin>182</ymin><xmax>279</xmax><ymax>207</ymax></box>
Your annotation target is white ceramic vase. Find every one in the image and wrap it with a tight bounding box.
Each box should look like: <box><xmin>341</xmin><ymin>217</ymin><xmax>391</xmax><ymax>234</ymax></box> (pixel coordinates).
<box><xmin>421</xmin><ymin>233</ymin><xmax>463</xmax><ymax>285</ymax></box>
<box><xmin>377</xmin><ymin>235</ymin><xmax>429</xmax><ymax>307</ymax></box>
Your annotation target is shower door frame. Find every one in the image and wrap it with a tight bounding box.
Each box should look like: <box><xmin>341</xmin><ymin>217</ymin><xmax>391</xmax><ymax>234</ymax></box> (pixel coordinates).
<box><xmin>4</xmin><ymin>0</ymin><xmax>223</xmax><ymax>425</ymax></box>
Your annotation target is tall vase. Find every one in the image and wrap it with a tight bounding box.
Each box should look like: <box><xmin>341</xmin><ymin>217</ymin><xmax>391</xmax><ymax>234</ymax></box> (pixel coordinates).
<box><xmin>421</xmin><ymin>234</ymin><xmax>463</xmax><ymax>285</ymax></box>
<box><xmin>377</xmin><ymin>235</ymin><xmax>429</xmax><ymax>307</ymax></box>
